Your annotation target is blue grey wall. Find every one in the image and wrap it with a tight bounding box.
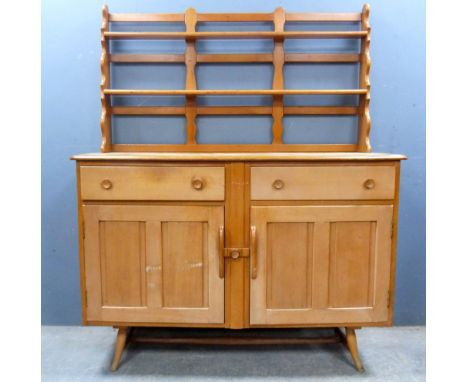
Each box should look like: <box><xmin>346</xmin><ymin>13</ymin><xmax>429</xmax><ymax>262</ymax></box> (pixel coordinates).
<box><xmin>42</xmin><ymin>0</ymin><xmax>425</xmax><ymax>325</ymax></box>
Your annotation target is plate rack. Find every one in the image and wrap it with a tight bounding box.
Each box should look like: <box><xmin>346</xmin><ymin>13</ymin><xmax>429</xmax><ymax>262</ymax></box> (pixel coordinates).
<box><xmin>100</xmin><ymin>4</ymin><xmax>371</xmax><ymax>153</ymax></box>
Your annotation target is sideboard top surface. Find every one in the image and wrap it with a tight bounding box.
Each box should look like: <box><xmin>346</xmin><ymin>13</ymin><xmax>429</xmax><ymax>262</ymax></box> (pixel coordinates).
<box><xmin>71</xmin><ymin>152</ymin><xmax>406</xmax><ymax>162</ymax></box>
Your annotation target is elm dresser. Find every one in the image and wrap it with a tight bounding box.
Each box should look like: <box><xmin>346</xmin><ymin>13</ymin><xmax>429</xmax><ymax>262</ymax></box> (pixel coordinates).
<box><xmin>72</xmin><ymin>4</ymin><xmax>406</xmax><ymax>372</ymax></box>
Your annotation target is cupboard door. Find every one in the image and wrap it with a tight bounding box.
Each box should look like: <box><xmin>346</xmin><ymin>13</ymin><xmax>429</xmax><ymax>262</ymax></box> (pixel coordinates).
<box><xmin>250</xmin><ymin>205</ymin><xmax>393</xmax><ymax>325</ymax></box>
<box><xmin>83</xmin><ymin>205</ymin><xmax>224</xmax><ymax>324</ymax></box>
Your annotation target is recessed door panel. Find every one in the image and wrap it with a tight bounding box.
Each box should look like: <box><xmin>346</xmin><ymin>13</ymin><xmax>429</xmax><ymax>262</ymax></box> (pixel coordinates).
<box><xmin>83</xmin><ymin>205</ymin><xmax>224</xmax><ymax>324</ymax></box>
<box><xmin>250</xmin><ymin>205</ymin><xmax>393</xmax><ymax>325</ymax></box>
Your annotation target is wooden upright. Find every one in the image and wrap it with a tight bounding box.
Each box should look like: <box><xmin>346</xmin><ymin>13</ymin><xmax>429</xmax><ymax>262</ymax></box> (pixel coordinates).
<box><xmin>73</xmin><ymin>4</ymin><xmax>405</xmax><ymax>373</ymax></box>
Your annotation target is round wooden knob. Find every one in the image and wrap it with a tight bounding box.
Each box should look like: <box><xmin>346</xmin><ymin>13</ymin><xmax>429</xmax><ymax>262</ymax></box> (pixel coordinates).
<box><xmin>191</xmin><ymin>177</ymin><xmax>204</xmax><ymax>191</ymax></box>
<box><xmin>272</xmin><ymin>179</ymin><xmax>284</xmax><ymax>190</ymax></box>
<box><xmin>231</xmin><ymin>251</ymin><xmax>240</xmax><ymax>259</ymax></box>
<box><xmin>101</xmin><ymin>179</ymin><xmax>113</xmax><ymax>190</ymax></box>
<box><xmin>363</xmin><ymin>179</ymin><xmax>376</xmax><ymax>190</ymax></box>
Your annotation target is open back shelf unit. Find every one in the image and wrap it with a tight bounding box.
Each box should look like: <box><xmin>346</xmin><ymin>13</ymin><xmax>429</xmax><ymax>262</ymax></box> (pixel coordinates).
<box><xmin>100</xmin><ymin>4</ymin><xmax>372</xmax><ymax>153</ymax></box>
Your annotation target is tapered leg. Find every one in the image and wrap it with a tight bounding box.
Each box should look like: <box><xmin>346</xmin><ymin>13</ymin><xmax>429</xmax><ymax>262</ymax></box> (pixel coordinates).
<box><xmin>345</xmin><ymin>327</ymin><xmax>364</xmax><ymax>372</ymax></box>
<box><xmin>110</xmin><ymin>327</ymin><xmax>130</xmax><ymax>372</ymax></box>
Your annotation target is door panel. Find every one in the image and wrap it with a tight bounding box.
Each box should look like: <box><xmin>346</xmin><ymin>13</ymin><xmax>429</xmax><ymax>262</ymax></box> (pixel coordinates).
<box><xmin>267</xmin><ymin>223</ymin><xmax>310</xmax><ymax>309</ymax></box>
<box><xmin>161</xmin><ymin>221</ymin><xmax>208</xmax><ymax>308</ymax></box>
<box><xmin>99</xmin><ymin>221</ymin><xmax>146</xmax><ymax>307</ymax></box>
<box><xmin>250</xmin><ymin>205</ymin><xmax>393</xmax><ymax>325</ymax></box>
<box><xmin>329</xmin><ymin>221</ymin><xmax>376</xmax><ymax>308</ymax></box>
<box><xmin>83</xmin><ymin>205</ymin><xmax>224</xmax><ymax>324</ymax></box>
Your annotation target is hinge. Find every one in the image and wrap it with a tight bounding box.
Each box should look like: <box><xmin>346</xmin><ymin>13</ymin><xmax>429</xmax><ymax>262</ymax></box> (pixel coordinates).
<box><xmin>82</xmin><ymin>221</ymin><xmax>85</xmax><ymax>240</ymax></box>
<box><xmin>387</xmin><ymin>291</ymin><xmax>391</xmax><ymax>308</ymax></box>
<box><xmin>390</xmin><ymin>223</ymin><xmax>394</xmax><ymax>239</ymax></box>
<box><xmin>84</xmin><ymin>290</ymin><xmax>88</xmax><ymax>307</ymax></box>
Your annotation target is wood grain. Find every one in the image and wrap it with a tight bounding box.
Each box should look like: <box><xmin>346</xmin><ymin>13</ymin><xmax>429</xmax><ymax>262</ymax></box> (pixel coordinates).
<box><xmin>72</xmin><ymin>152</ymin><xmax>406</xmax><ymax>162</ymax></box>
<box><xmin>250</xmin><ymin>205</ymin><xmax>393</xmax><ymax>325</ymax></box>
<box><xmin>108</xmin><ymin>11</ymin><xmax>362</xmax><ymax>23</ymax></box>
<box><xmin>224</xmin><ymin>163</ymin><xmax>249</xmax><ymax>328</ymax></box>
<box><xmin>104</xmin><ymin>89</ymin><xmax>367</xmax><ymax>96</ymax></box>
<box><xmin>102</xmin><ymin>6</ymin><xmax>373</xmax><ymax>152</ymax></box>
<box><xmin>271</xmin><ymin>7</ymin><xmax>285</xmax><ymax>144</ymax></box>
<box><xmin>110</xmin><ymin>53</ymin><xmax>360</xmax><ymax>64</ymax></box>
<box><xmin>80</xmin><ymin>166</ymin><xmax>225</xmax><ymax>201</ymax></box>
<box><xmin>357</xmin><ymin>4</ymin><xmax>372</xmax><ymax>152</ymax></box>
<box><xmin>83</xmin><ymin>205</ymin><xmax>224</xmax><ymax>324</ymax></box>
<box><xmin>111</xmin><ymin>105</ymin><xmax>358</xmax><ymax>116</ymax></box>
<box><xmin>104</xmin><ymin>31</ymin><xmax>368</xmax><ymax>40</ymax></box>
<box><xmin>251</xmin><ymin>166</ymin><xmax>396</xmax><ymax>200</ymax></box>
<box><xmin>77</xmin><ymin>6</ymin><xmax>404</xmax><ymax>341</ymax></box>
<box><xmin>184</xmin><ymin>8</ymin><xmax>198</xmax><ymax>145</ymax></box>
<box><xmin>100</xmin><ymin>5</ymin><xmax>111</xmax><ymax>152</ymax></box>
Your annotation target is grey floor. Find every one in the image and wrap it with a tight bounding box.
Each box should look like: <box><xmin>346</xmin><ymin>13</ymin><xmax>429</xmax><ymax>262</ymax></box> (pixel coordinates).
<box><xmin>42</xmin><ymin>326</ymin><xmax>425</xmax><ymax>382</ymax></box>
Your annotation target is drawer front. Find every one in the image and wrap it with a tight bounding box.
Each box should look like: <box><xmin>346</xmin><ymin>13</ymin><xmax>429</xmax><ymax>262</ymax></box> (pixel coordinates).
<box><xmin>251</xmin><ymin>166</ymin><xmax>395</xmax><ymax>200</ymax></box>
<box><xmin>80</xmin><ymin>166</ymin><xmax>225</xmax><ymax>201</ymax></box>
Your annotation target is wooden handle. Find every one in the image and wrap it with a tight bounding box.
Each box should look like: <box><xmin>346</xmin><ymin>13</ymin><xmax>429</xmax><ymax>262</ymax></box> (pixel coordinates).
<box><xmin>101</xmin><ymin>179</ymin><xmax>113</xmax><ymax>190</ymax></box>
<box><xmin>363</xmin><ymin>179</ymin><xmax>375</xmax><ymax>190</ymax></box>
<box><xmin>250</xmin><ymin>226</ymin><xmax>257</xmax><ymax>279</ymax></box>
<box><xmin>272</xmin><ymin>179</ymin><xmax>284</xmax><ymax>190</ymax></box>
<box><xmin>218</xmin><ymin>226</ymin><xmax>225</xmax><ymax>278</ymax></box>
<box><xmin>191</xmin><ymin>177</ymin><xmax>204</xmax><ymax>190</ymax></box>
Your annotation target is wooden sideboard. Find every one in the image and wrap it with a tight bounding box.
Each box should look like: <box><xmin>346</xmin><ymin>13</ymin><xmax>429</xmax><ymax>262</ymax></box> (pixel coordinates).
<box><xmin>72</xmin><ymin>4</ymin><xmax>406</xmax><ymax>373</ymax></box>
<box><xmin>73</xmin><ymin>152</ymin><xmax>405</xmax><ymax>371</ymax></box>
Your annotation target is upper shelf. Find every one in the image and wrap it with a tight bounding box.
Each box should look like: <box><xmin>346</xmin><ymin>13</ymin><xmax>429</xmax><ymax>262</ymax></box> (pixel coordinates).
<box><xmin>108</xmin><ymin>12</ymin><xmax>362</xmax><ymax>23</ymax></box>
<box><xmin>104</xmin><ymin>31</ymin><xmax>368</xmax><ymax>40</ymax></box>
<box><xmin>104</xmin><ymin>89</ymin><xmax>368</xmax><ymax>96</ymax></box>
<box><xmin>98</xmin><ymin>5</ymin><xmax>373</xmax><ymax>153</ymax></box>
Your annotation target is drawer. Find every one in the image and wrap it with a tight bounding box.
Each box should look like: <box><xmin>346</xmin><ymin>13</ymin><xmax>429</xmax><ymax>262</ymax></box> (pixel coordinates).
<box><xmin>251</xmin><ymin>166</ymin><xmax>396</xmax><ymax>200</ymax></box>
<box><xmin>80</xmin><ymin>166</ymin><xmax>225</xmax><ymax>201</ymax></box>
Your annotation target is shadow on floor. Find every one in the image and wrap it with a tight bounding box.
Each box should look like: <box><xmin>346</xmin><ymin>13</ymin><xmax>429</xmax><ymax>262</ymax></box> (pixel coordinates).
<box><xmin>106</xmin><ymin>328</ymin><xmax>357</xmax><ymax>378</ymax></box>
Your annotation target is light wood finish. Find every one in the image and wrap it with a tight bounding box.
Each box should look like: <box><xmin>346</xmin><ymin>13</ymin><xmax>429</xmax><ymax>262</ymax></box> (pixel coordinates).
<box><xmin>285</xmin><ymin>12</ymin><xmax>361</xmax><ymax>22</ymax></box>
<box><xmin>73</xmin><ymin>4</ymin><xmax>404</xmax><ymax>373</ymax></box>
<box><xmin>250</xmin><ymin>226</ymin><xmax>257</xmax><ymax>279</ymax></box>
<box><xmin>110</xmin><ymin>53</ymin><xmax>359</xmax><ymax>64</ymax></box>
<box><xmin>272</xmin><ymin>7</ymin><xmax>285</xmax><ymax>144</ymax></box>
<box><xmin>100</xmin><ymin>5</ymin><xmax>111</xmax><ymax>152</ymax></box>
<box><xmin>110</xmin><ymin>327</ymin><xmax>129</xmax><ymax>371</ymax></box>
<box><xmin>109</xmin><ymin>13</ymin><xmax>185</xmax><ymax>22</ymax></box>
<box><xmin>184</xmin><ymin>8</ymin><xmax>197</xmax><ymax>145</ymax></box>
<box><xmin>104</xmin><ymin>31</ymin><xmax>368</xmax><ymax>40</ymax></box>
<box><xmin>100</xmin><ymin>5</ymin><xmax>374</xmax><ymax>153</ymax></box>
<box><xmin>83</xmin><ymin>205</ymin><xmax>224</xmax><ymax>323</ymax></box>
<box><xmin>80</xmin><ymin>166</ymin><xmax>224</xmax><ymax>201</ymax></box>
<box><xmin>112</xmin><ymin>144</ymin><xmax>359</xmax><ymax>153</ymax></box>
<box><xmin>285</xmin><ymin>53</ymin><xmax>360</xmax><ymax>63</ymax></box>
<box><xmin>74</xmin><ymin>158</ymin><xmax>403</xmax><ymax>371</ymax></box>
<box><xmin>110</xmin><ymin>54</ymin><xmax>185</xmax><ymax>63</ymax></box>
<box><xmin>196</xmin><ymin>13</ymin><xmax>273</xmax><ymax>22</ymax></box>
<box><xmin>218</xmin><ymin>226</ymin><xmax>225</xmax><ymax>278</ymax></box>
<box><xmin>251</xmin><ymin>166</ymin><xmax>396</xmax><ymax>200</ymax></box>
<box><xmin>357</xmin><ymin>4</ymin><xmax>372</xmax><ymax>152</ymax></box>
<box><xmin>72</xmin><ymin>152</ymin><xmax>406</xmax><ymax>162</ymax></box>
<box><xmin>109</xmin><ymin>11</ymin><xmax>362</xmax><ymax>23</ymax></box>
<box><xmin>388</xmin><ymin>162</ymin><xmax>401</xmax><ymax>324</ymax></box>
<box><xmin>250</xmin><ymin>205</ymin><xmax>393</xmax><ymax>325</ymax></box>
<box><xmin>224</xmin><ymin>163</ymin><xmax>250</xmax><ymax>328</ymax></box>
<box><xmin>345</xmin><ymin>327</ymin><xmax>364</xmax><ymax>372</ymax></box>
<box><xmin>111</xmin><ymin>105</ymin><xmax>359</xmax><ymax>116</ymax></box>
<box><xmin>104</xmin><ymin>89</ymin><xmax>367</xmax><ymax>96</ymax></box>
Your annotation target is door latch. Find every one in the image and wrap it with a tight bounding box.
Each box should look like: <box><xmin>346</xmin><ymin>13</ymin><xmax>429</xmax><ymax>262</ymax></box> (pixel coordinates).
<box><xmin>224</xmin><ymin>248</ymin><xmax>249</xmax><ymax>259</ymax></box>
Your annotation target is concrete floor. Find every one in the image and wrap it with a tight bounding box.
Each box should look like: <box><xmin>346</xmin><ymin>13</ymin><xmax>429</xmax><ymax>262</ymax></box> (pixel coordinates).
<box><xmin>42</xmin><ymin>326</ymin><xmax>425</xmax><ymax>382</ymax></box>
